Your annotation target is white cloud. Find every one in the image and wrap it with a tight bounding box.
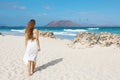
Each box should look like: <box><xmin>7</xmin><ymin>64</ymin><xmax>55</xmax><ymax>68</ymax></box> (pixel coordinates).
<box><xmin>79</xmin><ymin>12</ymin><xmax>97</xmax><ymax>15</ymax></box>
<box><xmin>37</xmin><ymin>13</ymin><xmax>48</xmax><ymax>17</ymax></box>
<box><xmin>13</xmin><ymin>5</ymin><xmax>27</xmax><ymax>10</ymax></box>
<box><xmin>0</xmin><ymin>2</ymin><xmax>27</xmax><ymax>10</ymax></box>
<box><xmin>43</xmin><ymin>13</ymin><xmax>48</xmax><ymax>16</ymax></box>
<box><xmin>43</xmin><ymin>5</ymin><xmax>52</xmax><ymax>10</ymax></box>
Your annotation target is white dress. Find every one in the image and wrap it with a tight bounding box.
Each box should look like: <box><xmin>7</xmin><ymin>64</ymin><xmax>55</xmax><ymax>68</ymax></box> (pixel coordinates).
<box><xmin>23</xmin><ymin>34</ymin><xmax>38</xmax><ymax>64</ymax></box>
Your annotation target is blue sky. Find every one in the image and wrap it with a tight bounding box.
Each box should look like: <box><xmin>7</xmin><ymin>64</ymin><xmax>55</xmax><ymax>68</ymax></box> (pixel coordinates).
<box><xmin>0</xmin><ymin>0</ymin><xmax>120</xmax><ymax>26</ymax></box>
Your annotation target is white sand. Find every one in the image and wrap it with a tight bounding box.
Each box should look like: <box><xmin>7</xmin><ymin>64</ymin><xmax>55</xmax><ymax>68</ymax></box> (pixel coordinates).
<box><xmin>0</xmin><ymin>35</ymin><xmax>120</xmax><ymax>80</ymax></box>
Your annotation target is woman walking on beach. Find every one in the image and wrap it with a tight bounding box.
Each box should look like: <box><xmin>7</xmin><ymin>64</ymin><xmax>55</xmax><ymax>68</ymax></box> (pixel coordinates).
<box><xmin>23</xmin><ymin>19</ymin><xmax>40</xmax><ymax>77</ymax></box>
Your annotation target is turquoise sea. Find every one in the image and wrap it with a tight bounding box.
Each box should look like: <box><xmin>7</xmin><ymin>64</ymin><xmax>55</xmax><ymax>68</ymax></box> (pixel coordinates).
<box><xmin>0</xmin><ymin>26</ymin><xmax>120</xmax><ymax>40</ymax></box>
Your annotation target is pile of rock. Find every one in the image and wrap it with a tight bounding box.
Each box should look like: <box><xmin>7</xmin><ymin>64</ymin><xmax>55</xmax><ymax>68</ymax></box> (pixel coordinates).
<box><xmin>0</xmin><ymin>32</ymin><xmax>2</xmax><ymax>35</ymax></box>
<box><xmin>98</xmin><ymin>32</ymin><xmax>120</xmax><ymax>47</ymax></box>
<box><xmin>72</xmin><ymin>32</ymin><xmax>120</xmax><ymax>47</ymax></box>
<box><xmin>39</xmin><ymin>31</ymin><xmax>56</xmax><ymax>38</ymax></box>
<box><xmin>73</xmin><ymin>32</ymin><xmax>99</xmax><ymax>46</ymax></box>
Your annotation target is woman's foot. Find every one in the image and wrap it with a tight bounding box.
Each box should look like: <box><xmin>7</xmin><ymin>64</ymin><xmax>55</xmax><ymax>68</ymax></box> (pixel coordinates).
<box><xmin>31</xmin><ymin>68</ymin><xmax>36</xmax><ymax>75</ymax></box>
<box><xmin>28</xmin><ymin>73</ymin><xmax>32</xmax><ymax>77</ymax></box>
<box><xmin>30</xmin><ymin>71</ymin><xmax>34</xmax><ymax>76</ymax></box>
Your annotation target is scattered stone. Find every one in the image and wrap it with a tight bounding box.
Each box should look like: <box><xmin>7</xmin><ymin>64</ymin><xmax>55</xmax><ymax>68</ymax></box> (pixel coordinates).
<box><xmin>39</xmin><ymin>31</ymin><xmax>56</xmax><ymax>38</ymax></box>
<box><xmin>73</xmin><ymin>32</ymin><xmax>99</xmax><ymax>47</ymax></box>
<box><xmin>72</xmin><ymin>32</ymin><xmax>120</xmax><ymax>48</ymax></box>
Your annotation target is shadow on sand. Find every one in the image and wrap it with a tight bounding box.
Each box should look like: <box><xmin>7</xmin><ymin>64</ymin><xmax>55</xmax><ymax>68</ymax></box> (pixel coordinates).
<box><xmin>35</xmin><ymin>58</ymin><xmax>63</xmax><ymax>72</ymax></box>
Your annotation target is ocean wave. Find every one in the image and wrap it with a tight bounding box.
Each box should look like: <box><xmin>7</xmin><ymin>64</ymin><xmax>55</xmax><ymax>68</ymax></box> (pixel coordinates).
<box><xmin>11</xmin><ymin>29</ymin><xmax>25</xmax><ymax>33</ymax></box>
<box><xmin>54</xmin><ymin>32</ymin><xmax>66</xmax><ymax>35</ymax></box>
<box><xmin>88</xmin><ymin>28</ymin><xmax>99</xmax><ymax>30</ymax></box>
<box><xmin>64</xmin><ymin>29</ymin><xmax>87</xmax><ymax>32</ymax></box>
<box><xmin>54</xmin><ymin>32</ymin><xmax>76</xmax><ymax>36</ymax></box>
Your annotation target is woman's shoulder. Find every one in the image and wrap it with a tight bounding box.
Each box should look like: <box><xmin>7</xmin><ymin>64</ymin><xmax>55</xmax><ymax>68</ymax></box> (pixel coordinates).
<box><xmin>33</xmin><ymin>29</ymin><xmax>39</xmax><ymax>33</ymax></box>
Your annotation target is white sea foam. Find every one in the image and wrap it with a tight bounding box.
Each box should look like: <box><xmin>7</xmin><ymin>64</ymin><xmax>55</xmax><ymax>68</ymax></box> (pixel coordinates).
<box><xmin>88</xmin><ymin>28</ymin><xmax>99</xmax><ymax>30</ymax></box>
<box><xmin>54</xmin><ymin>32</ymin><xmax>76</xmax><ymax>36</ymax></box>
<box><xmin>54</xmin><ymin>32</ymin><xmax>66</xmax><ymax>35</ymax></box>
<box><xmin>64</xmin><ymin>29</ymin><xmax>87</xmax><ymax>32</ymax></box>
<box><xmin>11</xmin><ymin>29</ymin><xmax>25</xmax><ymax>33</ymax></box>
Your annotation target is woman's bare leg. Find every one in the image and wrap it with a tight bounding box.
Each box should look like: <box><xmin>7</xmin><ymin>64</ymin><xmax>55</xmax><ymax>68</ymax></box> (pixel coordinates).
<box><xmin>27</xmin><ymin>61</ymin><xmax>31</xmax><ymax>77</ymax></box>
<box><xmin>31</xmin><ymin>61</ymin><xmax>33</xmax><ymax>74</ymax></box>
<box><xmin>33</xmin><ymin>62</ymin><xmax>36</xmax><ymax>72</ymax></box>
<box><xmin>31</xmin><ymin>61</ymin><xmax>36</xmax><ymax>74</ymax></box>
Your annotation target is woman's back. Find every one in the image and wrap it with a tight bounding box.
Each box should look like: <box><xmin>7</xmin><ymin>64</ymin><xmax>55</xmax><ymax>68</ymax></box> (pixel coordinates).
<box><xmin>33</xmin><ymin>29</ymin><xmax>38</xmax><ymax>39</ymax></box>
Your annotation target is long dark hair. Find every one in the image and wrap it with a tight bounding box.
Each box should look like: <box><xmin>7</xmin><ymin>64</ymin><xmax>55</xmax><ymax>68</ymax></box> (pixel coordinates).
<box><xmin>25</xmin><ymin>19</ymin><xmax>36</xmax><ymax>40</ymax></box>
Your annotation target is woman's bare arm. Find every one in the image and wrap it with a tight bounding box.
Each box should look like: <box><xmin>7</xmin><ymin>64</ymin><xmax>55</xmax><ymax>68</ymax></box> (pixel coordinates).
<box><xmin>25</xmin><ymin>33</ymin><xmax>28</xmax><ymax>47</ymax></box>
<box><xmin>36</xmin><ymin>30</ymin><xmax>40</xmax><ymax>51</ymax></box>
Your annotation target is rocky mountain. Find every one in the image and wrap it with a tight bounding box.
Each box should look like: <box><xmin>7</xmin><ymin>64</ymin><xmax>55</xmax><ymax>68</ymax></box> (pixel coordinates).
<box><xmin>45</xmin><ymin>20</ymin><xmax>80</xmax><ymax>27</ymax></box>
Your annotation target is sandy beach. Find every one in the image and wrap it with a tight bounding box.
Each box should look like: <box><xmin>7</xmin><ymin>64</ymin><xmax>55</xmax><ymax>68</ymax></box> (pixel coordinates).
<box><xmin>0</xmin><ymin>35</ymin><xmax>120</xmax><ymax>80</ymax></box>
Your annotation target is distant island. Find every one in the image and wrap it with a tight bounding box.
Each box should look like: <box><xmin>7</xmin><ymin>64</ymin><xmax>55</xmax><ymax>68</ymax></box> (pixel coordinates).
<box><xmin>45</xmin><ymin>20</ymin><xmax>80</xmax><ymax>27</ymax></box>
<box><xmin>44</xmin><ymin>20</ymin><xmax>120</xmax><ymax>27</ymax></box>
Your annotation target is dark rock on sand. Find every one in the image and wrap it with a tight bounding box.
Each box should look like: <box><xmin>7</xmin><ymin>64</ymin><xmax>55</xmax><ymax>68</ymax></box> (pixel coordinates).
<box><xmin>39</xmin><ymin>31</ymin><xmax>56</xmax><ymax>38</ymax></box>
<box><xmin>0</xmin><ymin>32</ymin><xmax>2</xmax><ymax>35</ymax></box>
